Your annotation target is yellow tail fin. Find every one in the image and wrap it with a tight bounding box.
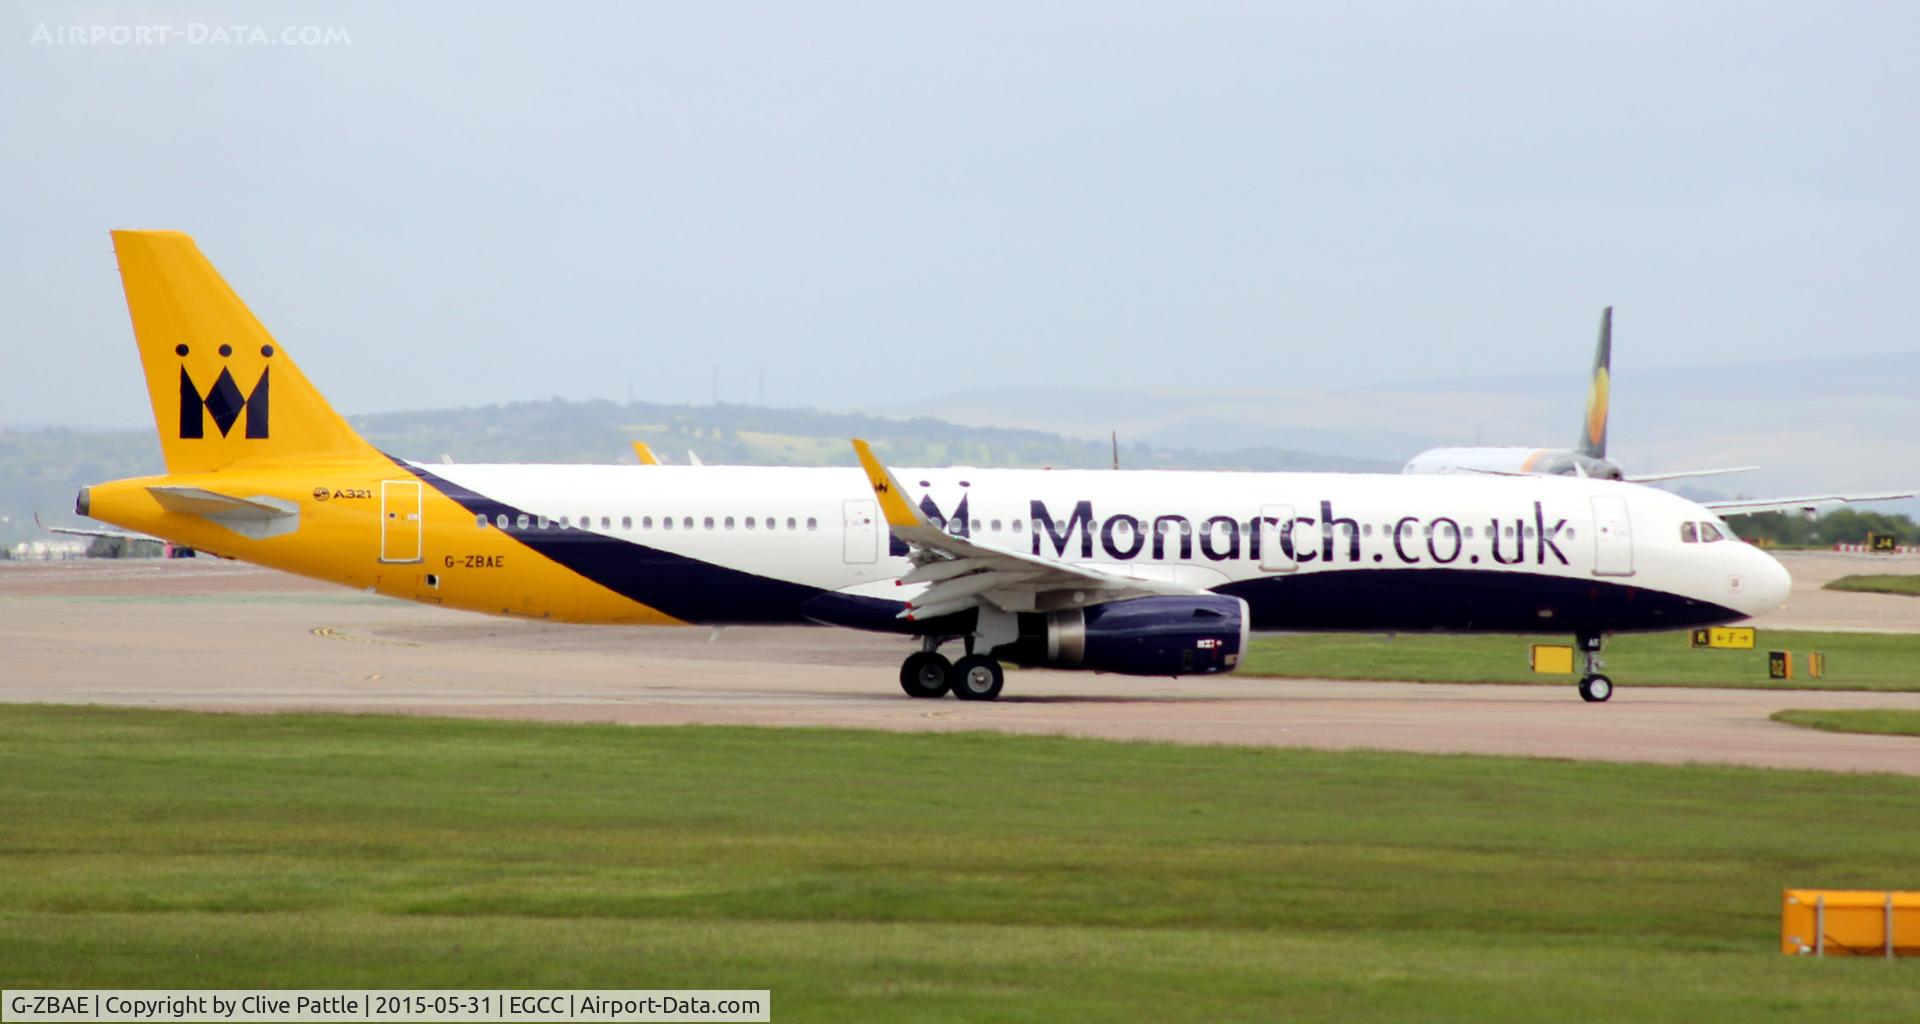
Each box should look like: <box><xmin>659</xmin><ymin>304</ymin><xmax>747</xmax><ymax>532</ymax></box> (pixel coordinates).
<box><xmin>113</xmin><ymin>230</ymin><xmax>377</xmax><ymax>474</ymax></box>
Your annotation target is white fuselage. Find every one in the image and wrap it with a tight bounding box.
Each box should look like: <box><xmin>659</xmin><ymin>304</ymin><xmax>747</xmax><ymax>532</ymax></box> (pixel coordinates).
<box><xmin>413</xmin><ymin>462</ymin><xmax>1789</xmax><ymax>633</ymax></box>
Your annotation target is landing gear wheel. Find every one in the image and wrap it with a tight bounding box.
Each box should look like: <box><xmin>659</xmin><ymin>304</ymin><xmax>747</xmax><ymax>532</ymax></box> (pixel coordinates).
<box><xmin>949</xmin><ymin>655</ymin><xmax>1005</xmax><ymax>702</ymax></box>
<box><xmin>1578</xmin><ymin>674</ymin><xmax>1614</xmax><ymax>703</ymax></box>
<box><xmin>900</xmin><ymin>651</ymin><xmax>952</xmax><ymax>699</ymax></box>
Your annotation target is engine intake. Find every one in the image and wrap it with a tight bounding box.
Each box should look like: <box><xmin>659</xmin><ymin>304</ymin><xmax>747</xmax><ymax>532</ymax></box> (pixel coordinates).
<box><xmin>995</xmin><ymin>595</ymin><xmax>1249</xmax><ymax>676</ymax></box>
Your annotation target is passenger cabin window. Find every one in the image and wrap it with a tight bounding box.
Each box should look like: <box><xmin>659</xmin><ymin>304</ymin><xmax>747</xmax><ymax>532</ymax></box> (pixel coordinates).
<box><xmin>1680</xmin><ymin>522</ymin><xmax>1698</xmax><ymax>543</ymax></box>
<box><xmin>496</xmin><ymin>513</ymin><xmax>508</xmax><ymax>529</ymax></box>
<box><xmin>475</xmin><ymin>514</ymin><xmax>487</xmax><ymax>528</ymax></box>
<box><xmin>622</xmin><ymin>516</ymin><xmax>632</xmax><ymax>530</ymax></box>
<box><xmin>745</xmin><ymin>517</ymin><xmax>756</xmax><ymax>529</ymax></box>
<box><xmin>662</xmin><ymin>517</ymin><xmax>673</xmax><ymax>530</ymax></box>
<box><xmin>786</xmin><ymin>517</ymin><xmax>797</xmax><ymax>530</ymax></box>
<box><xmin>682</xmin><ymin>517</ymin><xmax>693</xmax><ymax>529</ymax></box>
<box><xmin>704</xmin><ymin>517</ymin><xmax>715</xmax><ymax>530</ymax></box>
<box><xmin>516</xmin><ymin>514</ymin><xmax>529</xmax><ymax>530</ymax></box>
<box><xmin>724</xmin><ymin>516</ymin><xmax>735</xmax><ymax>530</ymax></box>
<box><xmin>602</xmin><ymin>516</ymin><xmax>612</xmax><ymax>529</ymax></box>
<box><xmin>1700</xmin><ymin>522</ymin><xmax>1725</xmax><ymax>543</ymax></box>
<box><xmin>807</xmin><ymin>517</ymin><xmax>818</xmax><ymax>530</ymax></box>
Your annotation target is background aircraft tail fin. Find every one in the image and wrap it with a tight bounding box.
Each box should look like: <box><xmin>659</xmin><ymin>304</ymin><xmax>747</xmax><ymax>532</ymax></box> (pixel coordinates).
<box><xmin>1577</xmin><ymin>306</ymin><xmax>1613</xmax><ymax>459</ymax></box>
<box><xmin>112</xmin><ymin>230</ymin><xmax>378</xmax><ymax>475</ymax></box>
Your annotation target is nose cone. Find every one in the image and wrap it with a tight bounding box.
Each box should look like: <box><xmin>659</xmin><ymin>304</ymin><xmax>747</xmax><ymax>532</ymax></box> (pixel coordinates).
<box><xmin>1742</xmin><ymin>547</ymin><xmax>1793</xmax><ymax>616</ymax></box>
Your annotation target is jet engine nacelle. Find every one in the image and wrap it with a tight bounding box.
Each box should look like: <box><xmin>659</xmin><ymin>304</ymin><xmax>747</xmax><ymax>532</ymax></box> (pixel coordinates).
<box><xmin>996</xmin><ymin>595</ymin><xmax>1249</xmax><ymax>676</ymax></box>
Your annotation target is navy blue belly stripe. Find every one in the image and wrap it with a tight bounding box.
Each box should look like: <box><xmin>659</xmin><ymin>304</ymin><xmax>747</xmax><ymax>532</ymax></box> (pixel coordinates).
<box><xmin>393</xmin><ymin>458</ymin><xmax>1740</xmax><ymax>636</ymax></box>
<box><xmin>1214</xmin><ymin>568</ymin><xmax>1743</xmax><ymax>634</ymax></box>
<box><xmin>394</xmin><ymin>458</ymin><xmax>919</xmax><ymax>630</ymax></box>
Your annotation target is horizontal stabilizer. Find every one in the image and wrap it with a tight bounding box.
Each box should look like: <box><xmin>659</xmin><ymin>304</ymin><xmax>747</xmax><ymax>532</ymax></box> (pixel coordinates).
<box><xmin>147</xmin><ymin>485</ymin><xmax>299</xmax><ymax>539</ymax></box>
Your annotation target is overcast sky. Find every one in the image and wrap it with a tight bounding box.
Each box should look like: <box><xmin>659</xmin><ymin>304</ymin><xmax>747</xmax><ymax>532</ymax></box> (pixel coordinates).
<box><xmin>3</xmin><ymin>2</ymin><xmax>1916</xmax><ymax>428</ymax></box>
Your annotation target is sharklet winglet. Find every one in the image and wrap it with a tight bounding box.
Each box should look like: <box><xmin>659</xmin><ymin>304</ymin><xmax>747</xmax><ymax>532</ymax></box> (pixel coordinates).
<box><xmin>851</xmin><ymin>439</ymin><xmax>927</xmax><ymax>530</ymax></box>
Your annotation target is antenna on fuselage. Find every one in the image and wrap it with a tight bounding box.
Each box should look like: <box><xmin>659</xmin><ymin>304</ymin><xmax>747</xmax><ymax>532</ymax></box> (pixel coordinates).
<box><xmin>1112</xmin><ymin>430</ymin><xmax>1120</xmax><ymax>470</ymax></box>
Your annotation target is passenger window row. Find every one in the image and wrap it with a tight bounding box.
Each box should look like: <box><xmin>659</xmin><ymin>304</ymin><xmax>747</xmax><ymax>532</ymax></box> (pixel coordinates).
<box><xmin>467</xmin><ymin>510</ymin><xmax>1592</xmax><ymax>545</ymax></box>
<box><xmin>474</xmin><ymin>513</ymin><xmax>820</xmax><ymax>533</ymax></box>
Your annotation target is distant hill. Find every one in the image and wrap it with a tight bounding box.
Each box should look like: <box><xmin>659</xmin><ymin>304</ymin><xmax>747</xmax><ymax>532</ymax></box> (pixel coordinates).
<box><xmin>872</xmin><ymin>353</ymin><xmax>1920</xmax><ymax>519</ymax></box>
<box><xmin>4</xmin><ymin>399</ymin><xmax>1392</xmax><ymax>548</ymax></box>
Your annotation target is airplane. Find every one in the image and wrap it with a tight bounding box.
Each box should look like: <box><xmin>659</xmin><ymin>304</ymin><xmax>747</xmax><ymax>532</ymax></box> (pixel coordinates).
<box><xmin>33</xmin><ymin>511</ymin><xmax>195</xmax><ymax>558</ymax></box>
<box><xmin>75</xmin><ymin>231</ymin><xmax>1793</xmax><ymax>704</ymax></box>
<box><xmin>1403</xmin><ymin>308</ymin><xmax>1913</xmax><ymax>515</ymax></box>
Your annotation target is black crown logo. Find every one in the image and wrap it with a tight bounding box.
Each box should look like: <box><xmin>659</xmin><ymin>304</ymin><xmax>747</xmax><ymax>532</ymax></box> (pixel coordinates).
<box><xmin>177</xmin><ymin>343</ymin><xmax>271</xmax><ymax>439</ymax></box>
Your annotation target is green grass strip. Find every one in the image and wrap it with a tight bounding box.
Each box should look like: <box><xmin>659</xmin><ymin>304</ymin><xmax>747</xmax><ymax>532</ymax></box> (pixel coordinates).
<box><xmin>1771</xmin><ymin>708</ymin><xmax>1920</xmax><ymax>737</ymax></box>
<box><xmin>1240</xmin><ymin>629</ymin><xmax>1920</xmax><ymax>690</ymax></box>
<box><xmin>2</xmin><ymin>706</ymin><xmax>1919</xmax><ymax>1020</ymax></box>
<box><xmin>1824</xmin><ymin>574</ymin><xmax>1920</xmax><ymax>596</ymax></box>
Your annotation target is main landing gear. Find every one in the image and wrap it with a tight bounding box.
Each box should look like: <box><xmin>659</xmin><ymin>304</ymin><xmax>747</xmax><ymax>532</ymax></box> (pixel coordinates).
<box><xmin>899</xmin><ymin>650</ymin><xmax>951</xmax><ymax>698</ymax></box>
<box><xmin>898</xmin><ymin>640</ymin><xmax>1005</xmax><ymax>701</ymax></box>
<box><xmin>1576</xmin><ymin>632</ymin><xmax>1613</xmax><ymax>703</ymax></box>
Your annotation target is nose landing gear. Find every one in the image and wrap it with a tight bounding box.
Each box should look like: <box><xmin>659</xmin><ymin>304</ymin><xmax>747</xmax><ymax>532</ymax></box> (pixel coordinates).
<box><xmin>1576</xmin><ymin>632</ymin><xmax>1613</xmax><ymax>703</ymax></box>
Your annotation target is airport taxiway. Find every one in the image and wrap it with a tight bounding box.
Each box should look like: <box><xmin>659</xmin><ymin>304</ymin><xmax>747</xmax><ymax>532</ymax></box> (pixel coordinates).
<box><xmin>3</xmin><ymin>553</ymin><xmax>1916</xmax><ymax>775</ymax></box>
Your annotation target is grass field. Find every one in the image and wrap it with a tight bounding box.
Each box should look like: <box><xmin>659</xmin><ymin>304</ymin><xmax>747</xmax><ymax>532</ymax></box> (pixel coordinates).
<box><xmin>1772</xmin><ymin>708</ymin><xmax>1920</xmax><ymax>737</ymax></box>
<box><xmin>1240</xmin><ymin>629</ymin><xmax>1920</xmax><ymax>690</ymax></box>
<box><xmin>1825</xmin><ymin>574</ymin><xmax>1920</xmax><ymax>596</ymax></box>
<box><xmin>3</xmin><ymin>706</ymin><xmax>1920</xmax><ymax>1021</ymax></box>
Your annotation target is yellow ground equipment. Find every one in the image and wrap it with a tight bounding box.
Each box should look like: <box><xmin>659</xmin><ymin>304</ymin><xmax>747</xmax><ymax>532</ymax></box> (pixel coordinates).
<box><xmin>1529</xmin><ymin>644</ymin><xmax>1574</xmax><ymax>674</ymax></box>
<box><xmin>1782</xmin><ymin>890</ymin><xmax>1920</xmax><ymax>957</ymax></box>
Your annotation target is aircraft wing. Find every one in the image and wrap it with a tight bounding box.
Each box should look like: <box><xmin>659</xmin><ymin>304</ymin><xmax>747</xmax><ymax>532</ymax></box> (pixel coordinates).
<box><xmin>1625</xmin><ymin>466</ymin><xmax>1760</xmax><ymax>484</ymax></box>
<box><xmin>851</xmin><ymin>439</ymin><xmax>1201</xmax><ymax>620</ymax></box>
<box><xmin>1706</xmin><ymin>491</ymin><xmax>1917</xmax><ymax>516</ymax></box>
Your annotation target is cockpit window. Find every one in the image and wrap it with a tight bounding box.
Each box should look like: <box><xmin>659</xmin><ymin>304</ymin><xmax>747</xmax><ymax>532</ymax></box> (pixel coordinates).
<box><xmin>1699</xmin><ymin>522</ymin><xmax>1725</xmax><ymax>543</ymax></box>
<box><xmin>1680</xmin><ymin>522</ymin><xmax>1698</xmax><ymax>544</ymax></box>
